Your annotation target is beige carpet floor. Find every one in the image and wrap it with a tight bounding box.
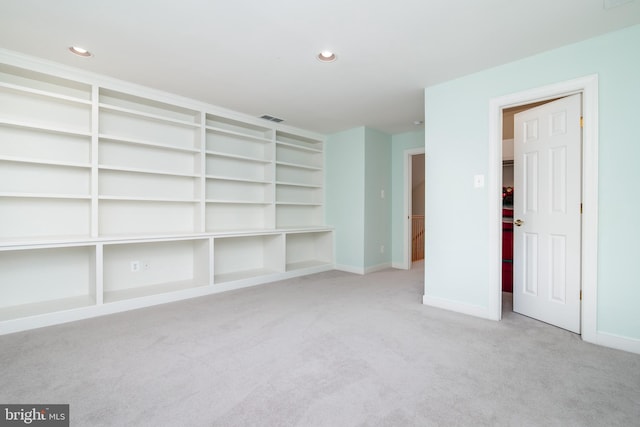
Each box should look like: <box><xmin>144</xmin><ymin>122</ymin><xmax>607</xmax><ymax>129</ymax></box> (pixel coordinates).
<box><xmin>1</xmin><ymin>264</ymin><xmax>639</xmax><ymax>426</ymax></box>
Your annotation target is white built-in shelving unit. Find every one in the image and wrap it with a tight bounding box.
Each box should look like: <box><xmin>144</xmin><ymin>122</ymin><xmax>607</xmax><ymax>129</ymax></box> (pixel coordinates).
<box><xmin>0</xmin><ymin>52</ymin><xmax>333</xmax><ymax>334</ymax></box>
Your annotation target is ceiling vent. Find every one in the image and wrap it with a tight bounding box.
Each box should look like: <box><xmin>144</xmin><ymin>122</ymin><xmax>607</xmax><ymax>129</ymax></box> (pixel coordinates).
<box><xmin>260</xmin><ymin>114</ymin><xmax>284</xmax><ymax>123</ymax></box>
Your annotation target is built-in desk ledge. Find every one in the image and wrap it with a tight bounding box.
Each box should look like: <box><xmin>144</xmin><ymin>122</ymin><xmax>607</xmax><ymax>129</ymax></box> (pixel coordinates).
<box><xmin>0</xmin><ymin>227</ymin><xmax>336</xmax><ymax>250</ymax></box>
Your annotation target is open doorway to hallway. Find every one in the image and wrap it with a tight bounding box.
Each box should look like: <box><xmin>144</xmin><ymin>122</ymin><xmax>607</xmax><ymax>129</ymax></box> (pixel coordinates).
<box><xmin>411</xmin><ymin>153</ymin><xmax>425</xmax><ymax>264</ymax></box>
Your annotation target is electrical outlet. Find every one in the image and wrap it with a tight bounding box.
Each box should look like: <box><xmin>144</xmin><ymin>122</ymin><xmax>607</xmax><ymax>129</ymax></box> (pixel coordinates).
<box><xmin>130</xmin><ymin>261</ymin><xmax>140</xmax><ymax>272</ymax></box>
<box><xmin>142</xmin><ymin>260</ymin><xmax>151</xmax><ymax>270</ymax></box>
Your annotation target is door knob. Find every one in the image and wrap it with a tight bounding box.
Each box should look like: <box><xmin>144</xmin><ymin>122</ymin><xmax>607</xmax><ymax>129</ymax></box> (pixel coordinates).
<box><xmin>514</xmin><ymin>219</ymin><xmax>524</xmax><ymax>227</ymax></box>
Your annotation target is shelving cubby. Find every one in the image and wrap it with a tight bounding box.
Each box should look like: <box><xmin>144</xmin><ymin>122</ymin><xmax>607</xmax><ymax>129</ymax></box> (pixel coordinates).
<box><xmin>0</xmin><ymin>64</ymin><xmax>93</xmax><ymax>242</ymax></box>
<box><xmin>204</xmin><ymin>114</ymin><xmax>275</xmax><ymax>231</ymax></box>
<box><xmin>274</xmin><ymin>131</ymin><xmax>324</xmax><ymax>229</ymax></box>
<box><xmin>0</xmin><ymin>245</ymin><xmax>97</xmax><ymax>321</ymax></box>
<box><xmin>285</xmin><ymin>231</ymin><xmax>333</xmax><ymax>271</ymax></box>
<box><xmin>97</xmin><ymin>89</ymin><xmax>203</xmax><ymax>236</ymax></box>
<box><xmin>103</xmin><ymin>238</ymin><xmax>210</xmax><ymax>303</ymax></box>
<box><xmin>213</xmin><ymin>234</ymin><xmax>284</xmax><ymax>284</ymax></box>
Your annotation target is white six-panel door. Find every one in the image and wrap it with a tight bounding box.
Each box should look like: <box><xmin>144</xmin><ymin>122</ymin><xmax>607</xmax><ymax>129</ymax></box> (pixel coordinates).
<box><xmin>513</xmin><ymin>94</ymin><xmax>582</xmax><ymax>333</ymax></box>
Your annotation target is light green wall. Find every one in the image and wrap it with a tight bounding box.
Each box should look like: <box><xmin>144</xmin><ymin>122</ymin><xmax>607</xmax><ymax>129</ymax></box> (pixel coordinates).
<box><xmin>325</xmin><ymin>127</ymin><xmax>365</xmax><ymax>269</ymax></box>
<box><xmin>364</xmin><ymin>128</ymin><xmax>392</xmax><ymax>268</ymax></box>
<box><xmin>391</xmin><ymin>130</ymin><xmax>425</xmax><ymax>266</ymax></box>
<box><xmin>424</xmin><ymin>24</ymin><xmax>640</xmax><ymax>339</ymax></box>
<box><xmin>326</xmin><ymin>127</ymin><xmax>393</xmax><ymax>272</ymax></box>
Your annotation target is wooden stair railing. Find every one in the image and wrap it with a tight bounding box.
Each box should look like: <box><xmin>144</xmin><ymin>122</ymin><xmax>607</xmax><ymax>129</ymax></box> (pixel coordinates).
<box><xmin>412</xmin><ymin>215</ymin><xmax>425</xmax><ymax>261</ymax></box>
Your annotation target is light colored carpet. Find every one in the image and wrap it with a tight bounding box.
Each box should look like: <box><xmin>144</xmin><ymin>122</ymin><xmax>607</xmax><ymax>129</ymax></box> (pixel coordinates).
<box><xmin>1</xmin><ymin>264</ymin><xmax>639</xmax><ymax>426</ymax></box>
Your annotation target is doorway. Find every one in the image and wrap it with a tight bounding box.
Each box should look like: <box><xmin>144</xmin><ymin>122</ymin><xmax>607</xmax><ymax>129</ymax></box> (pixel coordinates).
<box><xmin>488</xmin><ymin>75</ymin><xmax>599</xmax><ymax>342</ymax></box>
<box><xmin>404</xmin><ymin>148</ymin><xmax>425</xmax><ymax>269</ymax></box>
<box><xmin>411</xmin><ymin>153</ymin><xmax>425</xmax><ymax>263</ymax></box>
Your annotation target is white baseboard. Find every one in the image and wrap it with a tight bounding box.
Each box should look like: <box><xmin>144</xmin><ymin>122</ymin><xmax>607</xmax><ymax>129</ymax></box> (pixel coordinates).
<box><xmin>334</xmin><ymin>264</ymin><xmax>365</xmax><ymax>275</ymax></box>
<box><xmin>424</xmin><ymin>296</ymin><xmax>640</xmax><ymax>355</ymax></box>
<box><xmin>334</xmin><ymin>263</ymin><xmax>392</xmax><ymax>275</ymax></box>
<box><xmin>391</xmin><ymin>262</ymin><xmax>409</xmax><ymax>270</ymax></box>
<box><xmin>423</xmin><ymin>294</ymin><xmax>497</xmax><ymax>320</ymax></box>
<box><xmin>364</xmin><ymin>263</ymin><xmax>392</xmax><ymax>274</ymax></box>
<box><xmin>588</xmin><ymin>331</ymin><xmax>640</xmax><ymax>355</ymax></box>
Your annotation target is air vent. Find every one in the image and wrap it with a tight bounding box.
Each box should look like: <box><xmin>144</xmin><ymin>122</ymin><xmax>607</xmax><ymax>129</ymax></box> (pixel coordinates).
<box><xmin>260</xmin><ymin>114</ymin><xmax>284</xmax><ymax>123</ymax></box>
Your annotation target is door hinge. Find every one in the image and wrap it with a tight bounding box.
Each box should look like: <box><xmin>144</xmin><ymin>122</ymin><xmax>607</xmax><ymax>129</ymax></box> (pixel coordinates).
<box><xmin>580</xmin><ymin>290</ymin><xmax>582</xmax><ymax>301</ymax></box>
<box><xmin>580</xmin><ymin>117</ymin><xmax>584</xmax><ymax>128</ymax></box>
<box><xmin>580</xmin><ymin>203</ymin><xmax>583</xmax><ymax>214</ymax></box>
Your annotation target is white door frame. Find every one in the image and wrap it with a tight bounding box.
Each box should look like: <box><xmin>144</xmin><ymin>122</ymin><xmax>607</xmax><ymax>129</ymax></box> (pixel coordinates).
<box><xmin>488</xmin><ymin>75</ymin><xmax>598</xmax><ymax>343</ymax></box>
<box><xmin>402</xmin><ymin>147</ymin><xmax>426</xmax><ymax>270</ymax></box>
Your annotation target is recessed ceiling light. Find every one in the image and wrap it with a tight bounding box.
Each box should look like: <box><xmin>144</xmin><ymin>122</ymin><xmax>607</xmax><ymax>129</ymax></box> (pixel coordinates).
<box><xmin>317</xmin><ymin>50</ymin><xmax>336</xmax><ymax>62</ymax></box>
<box><xmin>69</xmin><ymin>46</ymin><xmax>92</xmax><ymax>57</ymax></box>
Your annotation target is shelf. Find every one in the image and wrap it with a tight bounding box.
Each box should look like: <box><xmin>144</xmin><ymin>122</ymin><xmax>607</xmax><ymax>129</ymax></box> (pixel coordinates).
<box><xmin>214</xmin><ymin>268</ymin><xmax>279</xmax><ymax>284</ymax></box>
<box><xmin>99</xmin><ymin>164</ymin><xmax>200</xmax><ymax>179</ymax></box>
<box><xmin>0</xmin><ymin>81</ymin><xmax>92</xmax><ymax>106</ymax></box>
<box><xmin>99</xmin><ymin>196</ymin><xmax>200</xmax><ymax>203</ymax></box>
<box><xmin>103</xmin><ymin>280</ymin><xmax>204</xmax><ymax>303</ymax></box>
<box><xmin>276</xmin><ymin>140</ymin><xmax>322</xmax><ymax>153</ymax></box>
<box><xmin>0</xmin><ymin>118</ymin><xmax>91</xmax><ymax>138</ymax></box>
<box><xmin>205</xmin><ymin>199</ymin><xmax>269</xmax><ymax>205</ymax></box>
<box><xmin>99</xmin><ymin>103</ymin><xmax>200</xmax><ymax>128</ymax></box>
<box><xmin>276</xmin><ymin>202</ymin><xmax>322</xmax><ymax>206</ymax></box>
<box><xmin>0</xmin><ymin>192</ymin><xmax>91</xmax><ymax>200</ymax></box>
<box><xmin>276</xmin><ymin>161</ymin><xmax>322</xmax><ymax>171</ymax></box>
<box><xmin>278</xmin><ymin>225</ymin><xmax>333</xmax><ymax>232</ymax></box>
<box><xmin>0</xmin><ymin>155</ymin><xmax>91</xmax><ymax>169</ymax></box>
<box><xmin>206</xmin><ymin>126</ymin><xmax>272</xmax><ymax>144</ymax></box>
<box><xmin>99</xmin><ymin>133</ymin><xmax>200</xmax><ymax>154</ymax></box>
<box><xmin>205</xmin><ymin>150</ymin><xmax>271</xmax><ymax>164</ymax></box>
<box><xmin>286</xmin><ymin>260</ymin><xmax>331</xmax><ymax>271</ymax></box>
<box><xmin>0</xmin><ymin>235</ymin><xmax>94</xmax><ymax>248</ymax></box>
<box><xmin>205</xmin><ymin>175</ymin><xmax>271</xmax><ymax>184</ymax></box>
<box><xmin>276</xmin><ymin>181</ymin><xmax>322</xmax><ymax>189</ymax></box>
<box><xmin>0</xmin><ymin>295</ymin><xmax>95</xmax><ymax>322</ymax></box>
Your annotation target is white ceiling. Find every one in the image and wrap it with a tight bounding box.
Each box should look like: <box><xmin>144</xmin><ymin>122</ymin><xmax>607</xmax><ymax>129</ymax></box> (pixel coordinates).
<box><xmin>1</xmin><ymin>0</ymin><xmax>639</xmax><ymax>135</ymax></box>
